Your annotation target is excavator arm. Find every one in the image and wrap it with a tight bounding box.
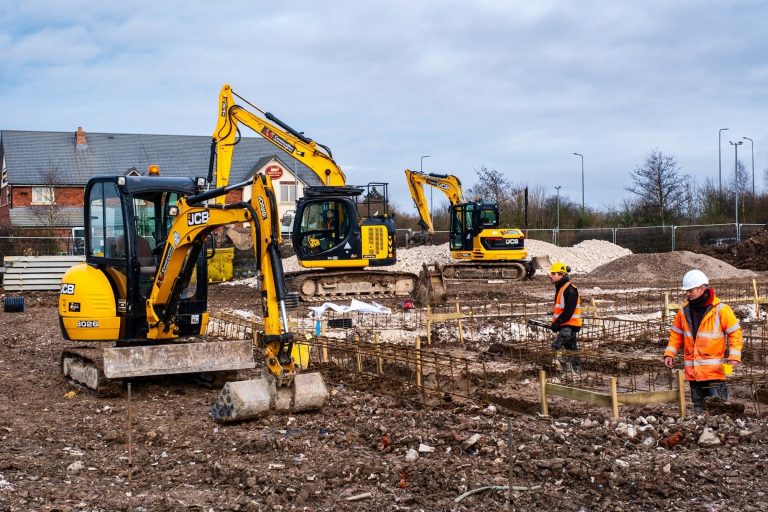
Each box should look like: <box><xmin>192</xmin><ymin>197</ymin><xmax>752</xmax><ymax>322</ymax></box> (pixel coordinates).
<box><xmin>404</xmin><ymin>169</ymin><xmax>464</xmax><ymax>235</ymax></box>
<box><xmin>145</xmin><ymin>173</ymin><xmax>296</xmax><ymax>378</ymax></box>
<box><xmin>212</xmin><ymin>84</ymin><xmax>346</xmax><ymax>198</ymax></box>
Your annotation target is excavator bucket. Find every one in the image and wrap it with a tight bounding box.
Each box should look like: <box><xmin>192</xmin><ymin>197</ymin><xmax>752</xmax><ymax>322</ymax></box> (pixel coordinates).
<box><xmin>102</xmin><ymin>340</ymin><xmax>256</xmax><ymax>379</ymax></box>
<box><xmin>532</xmin><ymin>255</ymin><xmax>552</xmax><ymax>270</ymax></box>
<box><xmin>413</xmin><ymin>262</ymin><xmax>448</xmax><ymax>306</ymax></box>
<box><xmin>210</xmin><ymin>371</ymin><xmax>328</xmax><ymax>422</ymax></box>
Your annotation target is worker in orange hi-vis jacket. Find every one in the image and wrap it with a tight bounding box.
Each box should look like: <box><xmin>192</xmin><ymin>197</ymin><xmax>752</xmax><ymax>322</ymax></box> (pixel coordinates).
<box><xmin>663</xmin><ymin>269</ymin><xmax>743</xmax><ymax>415</ymax></box>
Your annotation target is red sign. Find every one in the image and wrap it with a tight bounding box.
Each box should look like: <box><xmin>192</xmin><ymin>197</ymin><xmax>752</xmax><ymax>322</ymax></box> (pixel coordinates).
<box><xmin>264</xmin><ymin>165</ymin><xmax>283</xmax><ymax>179</ymax></box>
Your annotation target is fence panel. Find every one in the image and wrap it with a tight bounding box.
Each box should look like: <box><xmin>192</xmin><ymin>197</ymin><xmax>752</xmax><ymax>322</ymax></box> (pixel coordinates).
<box><xmin>615</xmin><ymin>226</ymin><xmax>674</xmax><ymax>253</ymax></box>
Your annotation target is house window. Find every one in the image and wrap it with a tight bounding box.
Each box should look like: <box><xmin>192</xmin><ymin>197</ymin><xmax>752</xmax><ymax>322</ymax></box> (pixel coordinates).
<box><xmin>32</xmin><ymin>186</ymin><xmax>55</xmax><ymax>205</ymax></box>
<box><xmin>280</xmin><ymin>182</ymin><xmax>297</xmax><ymax>203</ymax></box>
<box><xmin>1</xmin><ymin>157</ymin><xmax>7</xmax><ymax>188</ymax></box>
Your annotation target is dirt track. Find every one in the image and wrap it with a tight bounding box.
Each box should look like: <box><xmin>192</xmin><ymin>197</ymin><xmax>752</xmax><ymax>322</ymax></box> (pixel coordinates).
<box><xmin>2</xmin><ymin>282</ymin><xmax>768</xmax><ymax>511</ymax></box>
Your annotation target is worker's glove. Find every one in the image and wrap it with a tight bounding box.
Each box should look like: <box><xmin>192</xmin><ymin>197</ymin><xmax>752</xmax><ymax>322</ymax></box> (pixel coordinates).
<box><xmin>549</xmin><ymin>322</ymin><xmax>560</xmax><ymax>332</ymax></box>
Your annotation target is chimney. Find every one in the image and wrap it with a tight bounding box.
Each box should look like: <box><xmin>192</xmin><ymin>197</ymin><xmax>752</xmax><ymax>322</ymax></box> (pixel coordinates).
<box><xmin>76</xmin><ymin>127</ymin><xmax>88</xmax><ymax>150</ymax></box>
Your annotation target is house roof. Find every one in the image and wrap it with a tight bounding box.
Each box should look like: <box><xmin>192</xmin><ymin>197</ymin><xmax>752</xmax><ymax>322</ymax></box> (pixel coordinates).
<box><xmin>0</xmin><ymin>130</ymin><xmax>323</xmax><ymax>187</ymax></box>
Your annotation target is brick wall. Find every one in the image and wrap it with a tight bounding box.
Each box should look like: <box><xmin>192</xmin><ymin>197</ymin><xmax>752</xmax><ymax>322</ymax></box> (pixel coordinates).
<box><xmin>12</xmin><ymin>186</ymin><xmax>84</xmax><ymax>207</ymax></box>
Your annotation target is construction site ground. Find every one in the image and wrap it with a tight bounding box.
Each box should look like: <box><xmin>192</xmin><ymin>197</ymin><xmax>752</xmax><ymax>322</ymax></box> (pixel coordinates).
<box><xmin>3</xmin><ymin>240</ymin><xmax>768</xmax><ymax>511</ymax></box>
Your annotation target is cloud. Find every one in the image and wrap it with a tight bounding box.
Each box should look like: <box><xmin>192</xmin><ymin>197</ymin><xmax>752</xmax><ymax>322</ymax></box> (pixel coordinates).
<box><xmin>2</xmin><ymin>0</ymin><xmax>768</xmax><ymax>211</ymax></box>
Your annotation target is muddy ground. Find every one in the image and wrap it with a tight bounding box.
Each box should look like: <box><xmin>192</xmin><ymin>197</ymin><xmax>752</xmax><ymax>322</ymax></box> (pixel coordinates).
<box><xmin>2</xmin><ymin>280</ymin><xmax>768</xmax><ymax>512</ymax></box>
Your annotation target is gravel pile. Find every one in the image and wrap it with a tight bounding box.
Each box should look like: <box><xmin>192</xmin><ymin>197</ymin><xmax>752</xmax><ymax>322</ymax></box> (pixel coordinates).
<box><xmin>266</xmin><ymin>239</ymin><xmax>633</xmax><ymax>276</ymax></box>
<box><xmin>588</xmin><ymin>250</ymin><xmax>757</xmax><ymax>281</ymax></box>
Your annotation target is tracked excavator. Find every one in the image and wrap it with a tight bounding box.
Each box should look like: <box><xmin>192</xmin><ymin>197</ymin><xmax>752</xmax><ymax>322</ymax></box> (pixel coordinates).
<box><xmin>212</xmin><ymin>84</ymin><xmax>416</xmax><ymax>301</ymax></box>
<box><xmin>404</xmin><ymin>169</ymin><xmax>550</xmax><ymax>305</ymax></box>
<box><xmin>59</xmin><ymin>169</ymin><xmax>327</xmax><ymax>420</ymax></box>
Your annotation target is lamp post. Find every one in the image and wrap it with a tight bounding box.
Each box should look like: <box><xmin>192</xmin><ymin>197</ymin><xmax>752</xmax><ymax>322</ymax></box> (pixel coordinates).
<box><xmin>573</xmin><ymin>153</ymin><xmax>584</xmax><ymax>214</ymax></box>
<box><xmin>719</xmin><ymin>128</ymin><xmax>729</xmax><ymax>197</ymax></box>
<box><xmin>730</xmin><ymin>140</ymin><xmax>743</xmax><ymax>241</ymax></box>
<box><xmin>555</xmin><ymin>185</ymin><xmax>562</xmax><ymax>246</ymax></box>
<box><xmin>420</xmin><ymin>155</ymin><xmax>431</xmax><ymax>224</ymax></box>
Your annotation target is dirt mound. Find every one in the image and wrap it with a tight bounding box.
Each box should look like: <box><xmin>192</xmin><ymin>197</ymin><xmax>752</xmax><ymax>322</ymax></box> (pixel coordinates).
<box><xmin>703</xmin><ymin>229</ymin><xmax>768</xmax><ymax>270</ymax></box>
<box><xmin>588</xmin><ymin>250</ymin><xmax>757</xmax><ymax>281</ymax></box>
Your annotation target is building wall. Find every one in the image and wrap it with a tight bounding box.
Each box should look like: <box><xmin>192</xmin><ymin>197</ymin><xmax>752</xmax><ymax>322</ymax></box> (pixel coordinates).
<box><xmin>11</xmin><ymin>186</ymin><xmax>84</xmax><ymax>207</ymax></box>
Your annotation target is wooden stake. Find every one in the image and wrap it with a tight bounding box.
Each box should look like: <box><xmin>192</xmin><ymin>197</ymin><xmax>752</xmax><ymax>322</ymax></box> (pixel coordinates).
<box><xmin>415</xmin><ymin>336</ymin><xmax>422</xmax><ymax>390</ymax></box>
<box><xmin>676</xmin><ymin>369</ymin><xmax>686</xmax><ymax>418</ymax></box>
<box><xmin>355</xmin><ymin>335</ymin><xmax>362</xmax><ymax>373</ymax></box>
<box><xmin>374</xmin><ymin>333</ymin><xmax>382</xmax><ymax>375</ymax></box>
<box><xmin>321</xmin><ymin>320</ymin><xmax>328</xmax><ymax>363</ymax></box>
<box><xmin>539</xmin><ymin>370</ymin><xmax>548</xmax><ymax>417</ymax></box>
<box><xmin>426</xmin><ymin>305</ymin><xmax>432</xmax><ymax>346</ymax></box>
<box><xmin>508</xmin><ymin>417</ymin><xmax>514</xmax><ymax>511</ymax></box>
<box><xmin>127</xmin><ymin>382</ymin><xmax>133</xmax><ymax>500</ymax></box>
<box><xmin>456</xmin><ymin>303</ymin><xmax>464</xmax><ymax>344</ymax></box>
<box><xmin>610</xmin><ymin>377</ymin><xmax>619</xmax><ymax>419</ymax></box>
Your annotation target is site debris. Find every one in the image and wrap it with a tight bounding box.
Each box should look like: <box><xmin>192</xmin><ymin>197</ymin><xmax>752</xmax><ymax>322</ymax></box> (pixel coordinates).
<box><xmin>2</xmin><ymin>239</ymin><xmax>768</xmax><ymax>510</ymax></box>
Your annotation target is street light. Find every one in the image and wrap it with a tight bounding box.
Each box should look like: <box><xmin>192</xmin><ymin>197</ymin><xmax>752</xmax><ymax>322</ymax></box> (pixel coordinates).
<box><xmin>573</xmin><ymin>153</ymin><xmax>584</xmax><ymax>214</ymax></box>
<box><xmin>555</xmin><ymin>185</ymin><xmax>562</xmax><ymax>246</ymax></box>
<box><xmin>729</xmin><ymin>140</ymin><xmax>743</xmax><ymax>241</ymax></box>
<box><xmin>719</xmin><ymin>128</ymin><xmax>729</xmax><ymax>197</ymax></box>
<box><xmin>420</xmin><ymin>155</ymin><xmax>431</xmax><ymax>224</ymax></box>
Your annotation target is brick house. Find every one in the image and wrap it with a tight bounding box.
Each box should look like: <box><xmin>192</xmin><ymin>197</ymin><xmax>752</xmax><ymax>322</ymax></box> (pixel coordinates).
<box><xmin>0</xmin><ymin>128</ymin><xmax>322</xmax><ymax>239</ymax></box>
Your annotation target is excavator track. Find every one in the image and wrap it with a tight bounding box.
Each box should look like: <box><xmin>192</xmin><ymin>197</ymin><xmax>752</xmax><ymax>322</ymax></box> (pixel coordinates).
<box><xmin>286</xmin><ymin>269</ymin><xmax>418</xmax><ymax>302</ymax></box>
<box><xmin>440</xmin><ymin>260</ymin><xmax>536</xmax><ymax>281</ymax></box>
<box><xmin>61</xmin><ymin>346</ymin><xmax>123</xmax><ymax>397</ymax></box>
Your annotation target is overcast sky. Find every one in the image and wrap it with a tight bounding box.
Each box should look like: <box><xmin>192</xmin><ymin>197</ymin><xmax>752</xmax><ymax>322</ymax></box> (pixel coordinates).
<box><xmin>2</xmin><ymin>0</ymin><xmax>767</xmax><ymax>212</ymax></box>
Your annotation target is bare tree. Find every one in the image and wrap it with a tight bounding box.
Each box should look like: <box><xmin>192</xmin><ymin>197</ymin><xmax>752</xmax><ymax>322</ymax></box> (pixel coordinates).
<box><xmin>29</xmin><ymin>162</ymin><xmax>66</xmax><ymax>236</ymax></box>
<box><xmin>626</xmin><ymin>150</ymin><xmax>688</xmax><ymax>225</ymax></box>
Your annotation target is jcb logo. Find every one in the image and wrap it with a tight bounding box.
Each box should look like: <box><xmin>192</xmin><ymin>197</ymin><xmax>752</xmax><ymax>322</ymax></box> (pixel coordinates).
<box><xmin>76</xmin><ymin>320</ymin><xmax>99</xmax><ymax>328</ymax></box>
<box><xmin>505</xmin><ymin>239</ymin><xmax>519</xmax><ymax>245</ymax></box>
<box><xmin>188</xmin><ymin>211</ymin><xmax>209</xmax><ymax>226</ymax></box>
<box><xmin>61</xmin><ymin>283</ymin><xmax>75</xmax><ymax>295</ymax></box>
<box><xmin>437</xmin><ymin>183</ymin><xmax>450</xmax><ymax>191</ymax></box>
<box><xmin>257</xmin><ymin>196</ymin><xmax>268</xmax><ymax>220</ymax></box>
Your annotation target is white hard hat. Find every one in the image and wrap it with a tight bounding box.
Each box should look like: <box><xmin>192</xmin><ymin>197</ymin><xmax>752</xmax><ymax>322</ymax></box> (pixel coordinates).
<box><xmin>681</xmin><ymin>269</ymin><xmax>709</xmax><ymax>291</ymax></box>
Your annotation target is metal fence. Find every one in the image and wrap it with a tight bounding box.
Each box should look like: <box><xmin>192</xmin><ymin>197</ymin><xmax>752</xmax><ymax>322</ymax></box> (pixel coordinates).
<box><xmin>526</xmin><ymin>223</ymin><xmax>766</xmax><ymax>253</ymax></box>
<box><xmin>2</xmin><ymin>222</ymin><xmax>765</xmax><ymax>264</ymax></box>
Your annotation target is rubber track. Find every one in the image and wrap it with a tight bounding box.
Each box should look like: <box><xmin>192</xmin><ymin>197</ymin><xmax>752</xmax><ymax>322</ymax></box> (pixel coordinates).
<box><xmin>285</xmin><ymin>269</ymin><xmax>418</xmax><ymax>302</ymax></box>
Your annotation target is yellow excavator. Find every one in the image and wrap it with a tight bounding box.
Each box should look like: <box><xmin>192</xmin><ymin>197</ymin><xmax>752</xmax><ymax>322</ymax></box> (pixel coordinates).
<box><xmin>404</xmin><ymin>169</ymin><xmax>549</xmax><ymax>305</ymax></box>
<box><xmin>213</xmin><ymin>84</ymin><xmax>416</xmax><ymax>301</ymax></box>
<box><xmin>59</xmin><ymin>168</ymin><xmax>327</xmax><ymax>421</ymax></box>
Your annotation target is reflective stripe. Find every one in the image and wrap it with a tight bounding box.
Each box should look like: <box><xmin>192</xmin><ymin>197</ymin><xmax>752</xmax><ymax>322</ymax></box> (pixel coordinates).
<box><xmin>670</xmin><ymin>326</ymin><xmax>684</xmax><ymax>335</ymax></box>
<box><xmin>729</xmin><ymin>349</ymin><xmax>742</xmax><ymax>357</ymax></box>
<box><xmin>696</xmin><ymin>331</ymin><xmax>722</xmax><ymax>339</ymax></box>
<box><xmin>683</xmin><ymin>330</ymin><xmax>692</xmax><ymax>338</ymax></box>
<box><xmin>725</xmin><ymin>323</ymin><xmax>741</xmax><ymax>334</ymax></box>
<box><xmin>665</xmin><ymin>346</ymin><xmax>678</xmax><ymax>354</ymax></box>
<box><xmin>684</xmin><ymin>358</ymin><xmax>723</xmax><ymax>367</ymax></box>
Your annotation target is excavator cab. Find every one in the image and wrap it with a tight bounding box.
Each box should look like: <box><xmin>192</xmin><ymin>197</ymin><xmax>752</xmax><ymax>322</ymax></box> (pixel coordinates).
<box><xmin>450</xmin><ymin>202</ymin><xmax>524</xmax><ymax>253</ymax></box>
<box><xmin>60</xmin><ymin>176</ymin><xmax>208</xmax><ymax>342</ymax></box>
<box><xmin>292</xmin><ymin>185</ymin><xmax>397</xmax><ymax>268</ymax></box>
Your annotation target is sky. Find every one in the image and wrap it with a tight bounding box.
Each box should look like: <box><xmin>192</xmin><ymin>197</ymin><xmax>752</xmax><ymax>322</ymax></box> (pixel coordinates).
<box><xmin>2</xmin><ymin>0</ymin><xmax>768</xmax><ymax>213</ymax></box>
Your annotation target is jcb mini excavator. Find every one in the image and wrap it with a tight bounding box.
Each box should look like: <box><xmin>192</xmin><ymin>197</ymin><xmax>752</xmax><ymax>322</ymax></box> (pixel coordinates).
<box><xmin>213</xmin><ymin>84</ymin><xmax>416</xmax><ymax>301</ymax></box>
<box><xmin>404</xmin><ymin>169</ymin><xmax>550</xmax><ymax>305</ymax></box>
<box><xmin>58</xmin><ymin>168</ymin><xmax>327</xmax><ymax>420</ymax></box>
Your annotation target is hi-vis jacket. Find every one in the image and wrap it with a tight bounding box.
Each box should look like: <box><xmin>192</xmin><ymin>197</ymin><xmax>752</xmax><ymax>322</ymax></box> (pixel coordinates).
<box><xmin>664</xmin><ymin>292</ymin><xmax>743</xmax><ymax>381</ymax></box>
<box><xmin>552</xmin><ymin>281</ymin><xmax>582</xmax><ymax>328</ymax></box>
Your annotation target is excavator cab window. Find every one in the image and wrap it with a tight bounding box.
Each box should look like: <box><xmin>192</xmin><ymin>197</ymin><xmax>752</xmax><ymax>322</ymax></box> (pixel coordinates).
<box><xmin>479</xmin><ymin>207</ymin><xmax>498</xmax><ymax>228</ymax></box>
<box><xmin>295</xmin><ymin>200</ymin><xmax>351</xmax><ymax>257</ymax></box>
<box><xmin>449</xmin><ymin>203</ymin><xmax>483</xmax><ymax>251</ymax></box>
<box><xmin>88</xmin><ymin>181</ymin><xmax>126</xmax><ymax>260</ymax></box>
